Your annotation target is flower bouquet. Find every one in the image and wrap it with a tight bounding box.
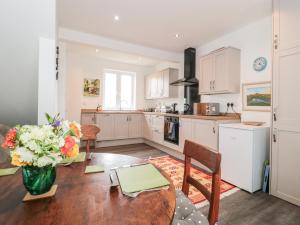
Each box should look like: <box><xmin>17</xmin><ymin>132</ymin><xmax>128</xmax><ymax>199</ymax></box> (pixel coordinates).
<box><xmin>1</xmin><ymin>113</ymin><xmax>82</xmax><ymax>195</ymax></box>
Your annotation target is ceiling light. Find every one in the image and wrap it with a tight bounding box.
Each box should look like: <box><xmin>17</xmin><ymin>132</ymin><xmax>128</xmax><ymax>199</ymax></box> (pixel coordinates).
<box><xmin>175</xmin><ymin>33</ymin><xmax>180</xmax><ymax>38</ymax></box>
<box><xmin>114</xmin><ymin>15</ymin><xmax>119</xmax><ymax>21</ymax></box>
<box><xmin>95</xmin><ymin>49</ymin><xmax>99</xmax><ymax>53</ymax></box>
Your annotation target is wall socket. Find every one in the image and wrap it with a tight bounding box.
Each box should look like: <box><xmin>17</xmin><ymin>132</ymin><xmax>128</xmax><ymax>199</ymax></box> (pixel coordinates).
<box><xmin>227</xmin><ymin>102</ymin><xmax>234</xmax><ymax>108</ymax></box>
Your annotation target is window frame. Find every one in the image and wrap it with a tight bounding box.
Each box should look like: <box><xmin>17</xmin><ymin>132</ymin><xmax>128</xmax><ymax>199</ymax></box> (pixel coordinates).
<box><xmin>103</xmin><ymin>69</ymin><xmax>136</xmax><ymax>110</ymax></box>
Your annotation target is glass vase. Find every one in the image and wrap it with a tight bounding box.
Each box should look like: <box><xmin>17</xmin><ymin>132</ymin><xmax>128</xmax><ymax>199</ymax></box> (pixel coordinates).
<box><xmin>22</xmin><ymin>165</ymin><xmax>56</xmax><ymax>195</ymax></box>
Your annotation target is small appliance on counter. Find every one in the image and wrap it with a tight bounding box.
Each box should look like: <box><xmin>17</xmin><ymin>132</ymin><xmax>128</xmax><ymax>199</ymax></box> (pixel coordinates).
<box><xmin>194</xmin><ymin>103</ymin><xmax>220</xmax><ymax>116</ymax></box>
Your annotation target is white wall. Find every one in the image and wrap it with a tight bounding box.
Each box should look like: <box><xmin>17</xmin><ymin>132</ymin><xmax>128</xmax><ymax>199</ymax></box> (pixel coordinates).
<box><xmin>197</xmin><ymin>16</ymin><xmax>272</xmax><ymax>124</ymax></box>
<box><xmin>63</xmin><ymin>43</ymin><xmax>154</xmax><ymax>122</ymax></box>
<box><xmin>0</xmin><ymin>0</ymin><xmax>57</xmax><ymax>125</ymax></box>
<box><xmin>38</xmin><ymin>38</ymin><xmax>57</xmax><ymax>125</ymax></box>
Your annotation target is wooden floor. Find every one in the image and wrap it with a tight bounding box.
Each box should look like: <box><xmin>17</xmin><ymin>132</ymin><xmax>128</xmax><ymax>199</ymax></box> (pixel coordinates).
<box><xmin>94</xmin><ymin>143</ymin><xmax>300</xmax><ymax>225</ymax></box>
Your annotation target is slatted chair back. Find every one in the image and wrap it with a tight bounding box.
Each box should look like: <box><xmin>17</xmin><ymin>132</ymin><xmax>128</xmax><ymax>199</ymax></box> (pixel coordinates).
<box><xmin>182</xmin><ymin>140</ymin><xmax>221</xmax><ymax>225</ymax></box>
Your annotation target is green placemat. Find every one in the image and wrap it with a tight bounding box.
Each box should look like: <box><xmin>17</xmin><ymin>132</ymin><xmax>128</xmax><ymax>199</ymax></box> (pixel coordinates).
<box><xmin>85</xmin><ymin>165</ymin><xmax>104</xmax><ymax>174</ymax></box>
<box><xmin>60</xmin><ymin>152</ymin><xmax>86</xmax><ymax>164</ymax></box>
<box><xmin>0</xmin><ymin>167</ymin><xmax>19</xmax><ymax>177</ymax></box>
<box><xmin>116</xmin><ymin>164</ymin><xmax>170</xmax><ymax>194</ymax></box>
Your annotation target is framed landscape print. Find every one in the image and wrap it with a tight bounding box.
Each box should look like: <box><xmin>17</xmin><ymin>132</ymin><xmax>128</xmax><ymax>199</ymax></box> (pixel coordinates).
<box><xmin>242</xmin><ymin>82</ymin><xmax>271</xmax><ymax>111</ymax></box>
<box><xmin>83</xmin><ymin>78</ymin><xmax>100</xmax><ymax>96</ymax></box>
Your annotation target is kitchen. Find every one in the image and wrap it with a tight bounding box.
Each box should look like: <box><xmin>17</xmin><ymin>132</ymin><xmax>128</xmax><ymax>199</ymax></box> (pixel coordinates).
<box><xmin>77</xmin><ymin>45</ymin><xmax>269</xmax><ymax>195</ymax></box>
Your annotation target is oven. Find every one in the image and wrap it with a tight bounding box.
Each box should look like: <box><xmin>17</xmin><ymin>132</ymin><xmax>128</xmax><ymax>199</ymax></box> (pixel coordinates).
<box><xmin>164</xmin><ymin>116</ymin><xmax>179</xmax><ymax>145</ymax></box>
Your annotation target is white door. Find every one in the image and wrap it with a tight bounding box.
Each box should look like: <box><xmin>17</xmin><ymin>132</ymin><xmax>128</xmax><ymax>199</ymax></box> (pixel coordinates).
<box><xmin>272</xmin><ymin>47</ymin><xmax>300</xmax><ymax>206</ymax></box>
<box><xmin>192</xmin><ymin>120</ymin><xmax>217</xmax><ymax>151</ymax></box>
<box><xmin>179</xmin><ymin>118</ymin><xmax>192</xmax><ymax>152</ymax></box>
<box><xmin>114</xmin><ymin>114</ymin><xmax>129</xmax><ymax>139</ymax></box>
<box><xmin>128</xmin><ymin>114</ymin><xmax>142</xmax><ymax>138</ymax></box>
<box><xmin>273</xmin><ymin>0</ymin><xmax>300</xmax><ymax>52</ymax></box>
<box><xmin>213</xmin><ymin>50</ymin><xmax>228</xmax><ymax>92</ymax></box>
<box><xmin>96</xmin><ymin>114</ymin><xmax>115</xmax><ymax>141</ymax></box>
<box><xmin>272</xmin><ymin>0</ymin><xmax>300</xmax><ymax>206</ymax></box>
<box><xmin>199</xmin><ymin>55</ymin><xmax>214</xmax><ymax>93</ymax></box>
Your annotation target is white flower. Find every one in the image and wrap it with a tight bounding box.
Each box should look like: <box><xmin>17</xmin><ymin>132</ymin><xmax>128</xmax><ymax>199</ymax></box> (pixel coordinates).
<box><xmin>20</xmin><ymin>132</ymin><xmax>31</xmax><ymax>144</ymax></box>
<box><xmin>35</xmin><ymin>156</ymin><xmax>53</xmax><ymax>167</ymax></box>
<box><xmin>26</xmin><ymin>141</ymin><xmax>42</xmax><ymax>153</ymax></box>
<box><xmin>15</xmin><ymin>147</ymin><xmax>35</xmax><ymax>163</ymax></box>
<box><xmin>58</xmin><ymin>137</ymin><xmax>65</xmax><ymax>147</ymax></box>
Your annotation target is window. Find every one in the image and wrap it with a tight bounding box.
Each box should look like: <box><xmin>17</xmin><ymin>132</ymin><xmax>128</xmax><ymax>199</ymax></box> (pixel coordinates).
<box><xmin>103</xmin><ymin>69</ymin><xmax>136</xmax><ymax>110</ymax></box>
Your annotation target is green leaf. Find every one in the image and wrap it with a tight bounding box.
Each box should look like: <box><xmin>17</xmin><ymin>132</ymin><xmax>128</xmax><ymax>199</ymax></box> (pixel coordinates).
<box><xmin>45</xmin><ymin>113</ymin><xmax>54</xmax><ymax>123</ymax></box>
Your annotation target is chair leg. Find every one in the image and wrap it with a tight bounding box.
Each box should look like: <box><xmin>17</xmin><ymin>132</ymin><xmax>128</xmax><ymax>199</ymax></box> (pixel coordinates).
<box><xmin>86</xmin><ymin>140</ymin><xmax>91</xmax><ymax>160</ymax></box>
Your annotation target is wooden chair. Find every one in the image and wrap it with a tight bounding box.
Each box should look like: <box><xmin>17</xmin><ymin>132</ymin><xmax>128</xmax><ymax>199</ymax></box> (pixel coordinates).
<box><xmin>172</xmin><ymin>140</ymin><xmax>221</xmax><ymax>225</ymax></box>
<box><xmin>183</xmin><ymin>140</ymin><xmax>221</xmax><ymax>225</ymax></box>
<box><xmin>81</xmin><ymin>124</ymin><xmax>100</xmax><ymax>159</ymax></box>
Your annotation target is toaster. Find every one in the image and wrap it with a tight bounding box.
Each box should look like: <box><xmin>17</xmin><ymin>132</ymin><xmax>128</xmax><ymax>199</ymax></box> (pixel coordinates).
<box><xmin>193</xmin><ymin>103</ymin><xmax>220</xmax><ymax>116</ymax></box>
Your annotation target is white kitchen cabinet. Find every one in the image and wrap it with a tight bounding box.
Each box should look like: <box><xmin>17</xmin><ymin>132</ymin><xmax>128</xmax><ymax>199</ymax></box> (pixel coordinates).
<box><xmin>128</xmin><ymin>114</ymin><xmax>143</xmax><ymax>138</ymax></box>
<box><xmin>151</xmin><ymin>115</ymin><xmax>164</xmax><ymax>144</ymax></box>
<box><xmin>114</xmin><ymin>114</ymin><xmax>130</xmax><ymax>139</ymax></box>
<box><xmin>96</xmin><ymin>113</ymin><xmax>143</xmax><ymax>141</ymax></box>
<box><xmin>143</xmin><ymin>115</ymin><xmax>153</xmax><ymax>140</ymax></box>
<box><xmin>96</xmin><ymin>114</ymin><xmax>115</xmax><ymax>141</ymax></box>
<box><xmin>143</xmin><ymin>115</ymin><xmax>164</xmax><ymax>144</ymax></box>
<box><xmin>219</xmin><ymin>123</ymin><xmax>269</xmax><ymax>193</ymax></box>
<box><xmin>81</xmin><ymin>113</ymin><xmax>96</xmax><ymax>125</ymax></box>
<box><xmin>199</xmin><ymin>55</ymin><xmax>214</xmax><ymax>93</ymax></box>
<box><xmin>198</xmin><ymin>47</ymin><xmax>240</xmax><ymax>94</ymax></box>
<box><xmin>179</xmin><ymin>118</ymin><xmax>193</xmax><ymax>152</ymax></box>
<box><xmin>145</xmin><ymin>68</ymin><xmax>179</xmax><ymax>99</ymax></box>
<box><xmin>192</xmin><ymin>120</ymin><xmax>218</xmax><ymax>151</ymax></box>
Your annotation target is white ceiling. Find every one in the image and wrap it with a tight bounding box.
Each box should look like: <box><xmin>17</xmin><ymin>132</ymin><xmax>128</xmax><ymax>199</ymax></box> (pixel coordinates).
<box><xmin>58</xmin><ymin>0</ymin><xmax>271</xmax><ymax>52</ymax></box>
<box><xmin>66</xmin><ymin>42</ymin><xmax>164</xmax><ymax>66</ymax></box>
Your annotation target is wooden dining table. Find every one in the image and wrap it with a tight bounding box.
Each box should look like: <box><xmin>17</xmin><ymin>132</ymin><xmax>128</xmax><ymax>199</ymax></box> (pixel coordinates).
<box><xmin>0</xmin><ymin>153</ymin><xmax>176</xmax><ymax>225</ymax></box>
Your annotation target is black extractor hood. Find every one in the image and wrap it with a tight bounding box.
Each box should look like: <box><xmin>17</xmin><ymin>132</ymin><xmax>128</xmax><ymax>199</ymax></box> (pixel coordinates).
<box><xmin>170</xmin><ymin>47</ymin><xmax>198</xmax><ymax>86</ymax></box>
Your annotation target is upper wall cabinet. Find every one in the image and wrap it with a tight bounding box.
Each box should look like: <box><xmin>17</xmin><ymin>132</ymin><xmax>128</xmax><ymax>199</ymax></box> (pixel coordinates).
<box><xmin>145</xmin><ymin>68</ymin><xmax>179</xmax><ymax>99</ymax></box>
<box><xmin>198</xmin><ymin>47</ymin><xmax>241</xmax><ymax>95</ymax></box>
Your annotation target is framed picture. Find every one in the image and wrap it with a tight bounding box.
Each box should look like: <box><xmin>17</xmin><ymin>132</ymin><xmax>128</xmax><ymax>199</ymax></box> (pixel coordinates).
<box><xmin>83</xmin><ymin>78</ymin><xmax>100</xmax><ymax>96</ymax></box>
<box><xmin>242</xmin><ymin>82</ymin><xmax>271</xmax><ymax>111</ymax></box>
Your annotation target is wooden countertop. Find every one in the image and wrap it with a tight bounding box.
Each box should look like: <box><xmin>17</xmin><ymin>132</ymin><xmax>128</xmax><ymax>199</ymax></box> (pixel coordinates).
<box><xmin>81</xmin><ymin>109</ymin><xmax>143</xmax><ymax>114</ymax></box>
<box><xmin>81</xmin><ymin>109</ymin><xmax>240</xmax><ymax>121</ymax></box>
<box><xmin>143</xmin><ymin>112</ymin><xmax>240</xmax><ymax>121</ymax></box>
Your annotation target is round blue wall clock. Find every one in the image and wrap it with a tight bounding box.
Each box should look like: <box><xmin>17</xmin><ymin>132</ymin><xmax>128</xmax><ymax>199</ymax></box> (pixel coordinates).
<box><xmin>253</xmin><ymin>57</ymin><xmax>267</xmax><ymax>71</ymax></box>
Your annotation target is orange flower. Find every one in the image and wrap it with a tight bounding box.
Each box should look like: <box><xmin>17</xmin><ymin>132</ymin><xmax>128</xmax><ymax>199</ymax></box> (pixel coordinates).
<box><xmin>66</xmin><ymin>144</ymin><xmax>79</xmax><ymax>159</ymax></box>
<box><xmin>1</xmin><ymin>128</ymin><xmax>17</xmax><ymax>149</ymax></box>
<box><xmin>60</xmin><ymin>136</ymin><xmax>75</xmax><ymax>156</ymax></box>
<box><xmin>11</xmin><ymin>152</ymin><xmax>31</xmax><ymax>167</ymax></box>
<box><xmin>69</xmin><ymin>122</ymin><xmax>81</xmax><ymax>138</ymax></box>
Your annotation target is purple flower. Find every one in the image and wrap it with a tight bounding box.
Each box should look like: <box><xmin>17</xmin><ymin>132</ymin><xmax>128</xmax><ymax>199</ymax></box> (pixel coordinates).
<box><xmin>52</xmin><ymin>120</ymin><xmax>62</xmax><ymax>127</ymax></box>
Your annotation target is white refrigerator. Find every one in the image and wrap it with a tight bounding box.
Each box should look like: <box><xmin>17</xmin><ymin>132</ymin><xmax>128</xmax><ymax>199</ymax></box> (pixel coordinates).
<box><xmin>219</xmin><ymin>123</ymin><xmax>270</xmax><ymax>193</ymax></box>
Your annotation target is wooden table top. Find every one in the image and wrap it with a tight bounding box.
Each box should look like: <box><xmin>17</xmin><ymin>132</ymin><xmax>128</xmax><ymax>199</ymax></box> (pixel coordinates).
<box><xmin>0</xmin><ymin>153</ymin><xmax>176</xmax><ymax>225</ymax></box>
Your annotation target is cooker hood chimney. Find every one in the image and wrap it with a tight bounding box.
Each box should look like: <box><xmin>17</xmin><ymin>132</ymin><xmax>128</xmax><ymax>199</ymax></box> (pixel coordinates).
<box><xmin>170</xmin><ymin>47</ymin><xmax>198</xmax><ymax>86</ymax></box>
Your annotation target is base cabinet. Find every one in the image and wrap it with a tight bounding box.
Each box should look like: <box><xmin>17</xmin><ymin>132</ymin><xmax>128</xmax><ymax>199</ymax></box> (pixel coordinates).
<box><xmin>95</xmin><ymin>114</ymin><xmax>142</xmax><ymax>141</ymax></box>
<box><xmin>96</xmin><ymin>114</ymin><xmax>115</xmax><ymax>141</ymax></box>
<box><xmin>192</xmin><ymin>120</ymin><xmax>218</xmax><ymax>150</ymax></box>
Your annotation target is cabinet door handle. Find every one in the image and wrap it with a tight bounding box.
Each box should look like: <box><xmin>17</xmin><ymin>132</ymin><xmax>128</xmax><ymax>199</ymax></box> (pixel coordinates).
<box><xmin>210</xmin><ymin>81</ymin><xmax>212</xmax><ymax>90</ymax></box>
<box><xmin>213</xmin><ymin>127</ymin><xmax>216</xmax><ymax>134</ymax></box>
<box><xmin>213</xmin><ymin>80</ymin><xmax>215</xmax><ymax>90</ymax></box>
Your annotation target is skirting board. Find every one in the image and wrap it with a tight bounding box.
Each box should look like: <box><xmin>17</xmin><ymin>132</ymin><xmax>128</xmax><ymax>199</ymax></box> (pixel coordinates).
<box><xmin>96</xmin><ymin>138</ymin><xmax>144</xmax><ymax>148</ymax></box>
